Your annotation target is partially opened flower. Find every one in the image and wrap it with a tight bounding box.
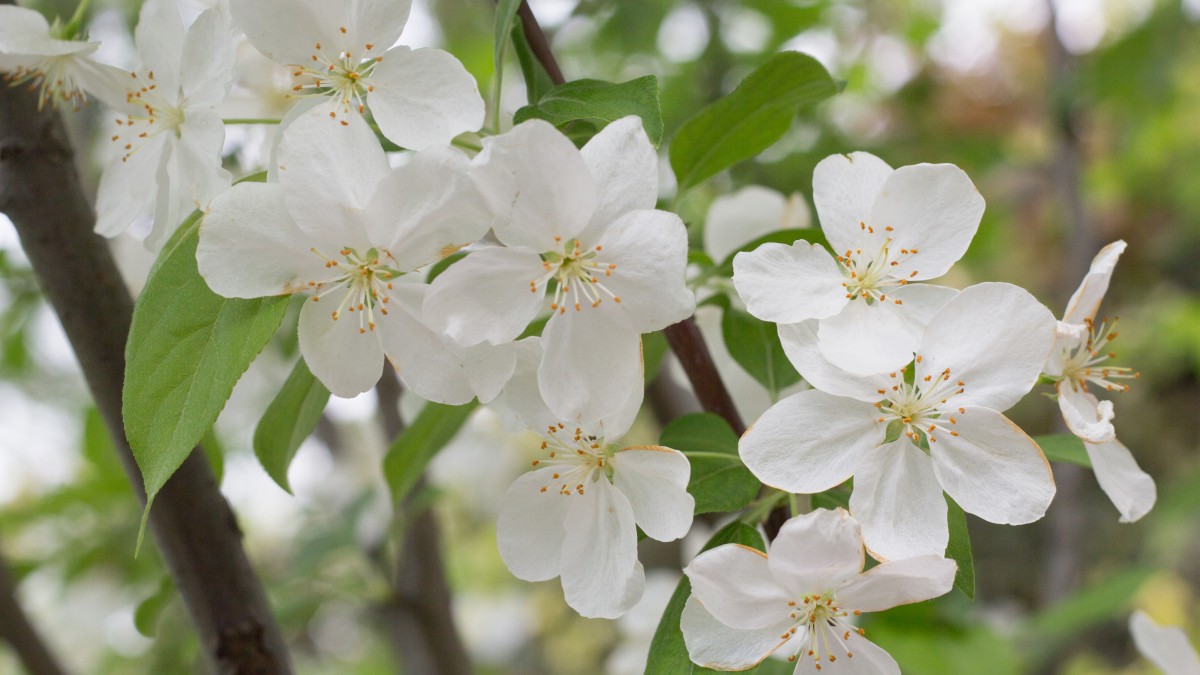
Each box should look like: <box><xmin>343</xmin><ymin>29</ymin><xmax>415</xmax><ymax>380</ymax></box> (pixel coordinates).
<box><xmin>1045</xmin><ymin>240</ymin><xmax>1155</xmax><ymax>523</ymax></box>
<box><xmin>94</xmin><ymin>0</ymin><xmax>236</xmax><ymax>249</ymax></box>
<box><xmin>733</xmin><ymin>151</ymin><xmax>983</xmax><ymax>375</ymax></box>
<box><xmin>0</xmin><ymin>4</ymin><xmax>129</xmax><ymax>110</ymax></box>
<box><xmin>742</xmin><ymin>283</ymin><xmax>1057</xmax><ymax>560</ymax></box>
<box><xmin>682</xmin><ymin>508</ymin><xmax>955</xmax><ymax>673</ymax></box>
<box><xmin>229</xmin><ymin>0</ymin><xmax>483</xmax><ymax>150</ymax></box>
<box><xmin>198</xmin><ymin>106</ymin><xmax>510</xmax><ymax>400</ymax></box>
<box><xmin>1130</xmin><ymin>611</ymin><xmax>1200</xmax><ymax>675</ymax></box>
<box><xmin>424</xmin><ymin>117</ymin><xmax>695</xmax><ymax>422</ymax></box>
<box><xmin>704</xmin><ymin>185</ymin><xmax>811</xmax><ymax>263</ymax></box>
<box><xmin>495</xmin><ymin>338</ymin><xmax>694</xmax><ymax>619</ymax></box>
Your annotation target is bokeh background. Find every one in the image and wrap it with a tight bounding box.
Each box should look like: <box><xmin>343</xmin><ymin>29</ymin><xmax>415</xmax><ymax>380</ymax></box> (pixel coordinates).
<box><xmin>1</xmin><ymin>0</ymin><xmax>1199</xmax><ymax>672</ymax></box>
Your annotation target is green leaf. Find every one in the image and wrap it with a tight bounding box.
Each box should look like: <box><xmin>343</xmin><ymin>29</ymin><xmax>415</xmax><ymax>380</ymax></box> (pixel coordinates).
<box><xmin>511</xmin><ymin>21</ymin><xmax>557</xmax><ymax>104</ymax></box>
<box><xmin>670</xmin><ymin>51</ymin><xmax>837</xmax><ymax>190</ymax></box>
<box><xmin>134</xmin><ymin>576</ymin><xmax>175</xmax><ymax>637</ymax></box>
<box><xmin>384</xmin><ymin>402</ymin><xmax>477</xmax><ymax>504</ymax></box>
<box><xmin>646</xmin><ymin>521</ymin><xmax>765</xmax><ymax>674</ymax></box>
<box><xmin>514</xmin><ymin>76</ymin><xmax>664</xmax><ymax>147</ymax></box>
<box><xmin>721</xmin><ymin>307</ymin><xmax>800</xmax><ymax>396</ymax></box>
<box><xmin>201</xmin><ymin>428</ymin><xmax>224</xmax><ymax>485</ymax></box>
<box><xmin>253</xmin><ymin>359</ymin><xmax>330</xmax><ymax>493</ymax></box>
<box><xmin>660</xmin><ymin>413</ymin><xmax>760</xmax><ymax>515</ymax></box>
<box><xmin>714</xmin><ymin>228</ymin><xmax>829</xmax><ymax>277</ymax></box>
<box><xmin>491</xmin><ymin>0</ymin><xmax>523</xmax><ymax>128</ymax></box>
<box><xmin>945</xmin><ymin>495</ymin><xmax>975</xmax><ymax>600</ymax></box>
<box><xmin>1034</xmin><ymin>433</ymin><xmax>1093</xmax><ymax>467</ymax></box>
<box><xmin>425</xmin><ymin>251</ymin><xmax>465</xmax><ymax>284</ymax></box>
<box><xmin>643</xmin><ymin>331</ymin><xmax>670</xmax><ymax>383</ymax></box>
<box><xmin>123</xmin><ymin>215</ymin><xmax>289</xmax><ymax>504</ymax></box>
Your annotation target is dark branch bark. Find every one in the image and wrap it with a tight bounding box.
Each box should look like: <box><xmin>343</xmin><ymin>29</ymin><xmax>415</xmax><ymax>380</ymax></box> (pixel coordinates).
<box><xmin>515</xmin><ymin>1</ymin><xmax>566</xmax><ymax>86</ymax></box>
<box><xmin>0</xmin><ymin>550</ymin><xmax>70</xmax><ymax>675</ymax></box>
<box><xmin>0</xmin><ymin>39</ymin><xmax>292</xmax><ymax>675</ymax></box>
<box><xmin>373</xmin><ymin>371</ymin><xmax>471</xmax><ymax>675</ymax></box>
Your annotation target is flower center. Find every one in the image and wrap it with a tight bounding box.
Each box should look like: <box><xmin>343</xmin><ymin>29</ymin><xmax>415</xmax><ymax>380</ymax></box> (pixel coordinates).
<box><xmin>529</xmin><ymin>423</ymin><xmax>613</xmax><ymax>496</ymax></box>
<box><xmin>778</xmin><ymin>592</ymin><xmax>864</xmax><ymax>670</ymax></box>
<box><xmin>836</xmin><ymin>224</ymin><xmax>920</xmax><ymax>306</ymax></box>
<box><xmin>109</xmin><ymin>70</ymin><xmax>185</xmax><ymax>163</ymax></box>
<box><xmin>530</xmin><ymin>238</ymin><xmax>622</xmax><ymax>314</ymax></box>
<box><xmin>872</xmin><ymin>357</ymin><xmax>967</xmax><ymax>446</ymax></box>
<box><xmin>305</xmin><ymin>246</ymin><xmax>401</xmax><ymax>334</ymax></box>
<box><xmin>1060</xmin><ymin>317</ymin><xmax>1138</xmax><ymax>394</ymax></box>
<box><xmin>3</xmin><ymin>55</ymin><xmax>88</xmax><ymax>110</ymax></box>
<box><xmin>289</xmin><ymin>36</ymin><xmax>382</xmax><ymax>124</ymax></box>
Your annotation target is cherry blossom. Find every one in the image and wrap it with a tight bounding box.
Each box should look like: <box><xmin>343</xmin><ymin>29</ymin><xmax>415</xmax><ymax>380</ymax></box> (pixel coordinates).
<box><xmin>424</xmin><ymin>117</ymin><xmax>695</xmax><ymax>422</ymax></box>
<box><xmin>495</xmin><ymin>339</ymin><xmax>694</xmax><ymax>618</ymax></box>
<box><xmin>1045</xmin><ymin>240</ymin><xmax>1155</xmax><ymax>522</ymax></box>
<box><xmin>682</xmin><ymin>508</ymin><xmax>955</xmax><ymax>673</ymax></box>
<box><xmin>229</xmin><ymin>0</ymin><xmax>484</xmax><ymax>150</ymax></box>
<box><xmin>197</xmin><ymin>106</ymin><xmax>510</xmax><ymax>400</ymax></box>
<box><xmin>732</xmin><ymin>151</ymin><xmax>983</xmax><ymax>375</ymax></box>
<box><xmin>741</xmin><ymin>283</ymin><xmax>1058</xmax><ymax>560</ymax></box>
<box><xmin>1130</xmin><ymin>611</ymin><xmax>1200</xmax><ymax>675</ymax></box>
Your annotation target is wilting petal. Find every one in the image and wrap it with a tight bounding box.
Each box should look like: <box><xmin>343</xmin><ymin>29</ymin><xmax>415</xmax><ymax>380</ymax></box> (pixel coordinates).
<box><xmin>422</xmin><ymin>246</ymin><xmax>546</xmax><ymax>346</ymax></box>
<box><xmin>1057</xmin><ymin>382</ymin><xmax>1116</xmax><ymax>444</ymax></box>
<box><xmin>592</xmin><ymin>209</ymin><xmax>695</xmax><ymax>333</ymax></box>
<box><xmin>560</xmin><ymin>477</ymin><xmax>643</xmax><ymax>618</ymax></box>
<box><xmin>732</xmin><ymin>241</ymin><xmax>847</xmax><ymax>323</ymax></box>
<box><xmin>298</xmin><ymin>295</ymin><xmax>384</xmax><ymax>397</ymax></box>
<box><xmin>918</xmin><ymin>283</ymin><xmax>1056</xmax><ymax>412</ymax></box>
<box><xmin>1087</xmin><ymin>438</ymin><xmax>1156</xmax><ymax>523</ymax></box>
<box><xmin>611</xmin><ymin>447</ymin><xmax>693</xmax><ymax>542</ymax></box>
<box><xmin>930</xmin><ymin>406</ymin><xmax>1055</xmax><ymax>525</ymax></box>
<box><xmin>1064</xmin><ymin>240</ymin><xmax>1126</xmax><ymax>325</ymax></box>
<box><xmin>837</xmin><ymin>555</ymin><xmax>956</xmax><ymax>612</ymax></box>
<box><xmin>680</xmin><ymin>596</ymin><xmax>792</xmax><ymax>671</ymax></box>
<box><xmin>368</xmin><ymin>46</ymin><xmax>485</xmax><ymax>150</ymax></box>
<box><xmin>768</xmin><ymin>509</ymin><xmax>864</xmax><ymax>593</ymax></box>
<box><xmin>496</xmin><ymin>466</ymin><xmax>573</xmax><ymax>582</ymax></box>
<box><xmin>539</xmin><ymin>302</ymin><xmax>641</xmax><ymax>425</ymax></box>
<box><xmin>812</xmin><ymin>151</ymin><xmax>894</xmax><ymax>256</ymax></box>
<box><xmin>577</xmin><ymin>116</ymin><xmax>659</xmax><ymax>243</ymax></box>
<box><xmin>1129</xmin><ymin>610</ymin><xmax>1200</xmax><ymax>675</ymax></box>
<box><xmin>740</xmin><ymin>390</ymin><xmax>883</xmax><ymax>493</ymax></box>
<box><xmin>684</xmin><ymin>543</ymin><xmax>789</xmax><ymax>630</ymax></box>
<box><xmin>850</xmin><ymin>439</ymin><xmax>948</xmax><ymax>560</ymax></box>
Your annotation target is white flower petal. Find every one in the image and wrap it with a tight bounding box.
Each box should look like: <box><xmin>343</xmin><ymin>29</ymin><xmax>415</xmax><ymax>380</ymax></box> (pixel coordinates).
<box><xmin>869</xmin><ymin>163</ymin><xmax>983</xmax><ymax>280</ymax></box>
<box><xmin>365</xmin><ymin>145</ymin><xmax>491</xmax><ymax>271</ymax></box>
<box><xmin>538</xmin><ymin>303</ymin><xmax>642</xmax><ymax>425</ymax></box>
<box><xmin>812</xmin><ymin>151</ymin><xmax>894</xmax><ymax>256</ymax></box>
<box><xmin>379</xmin><ymin>284</ymin><xmax>516</xmax><ymax>405</ymax></box>
<box><xmin>0</xmin><ymin>6</ymin><xmax>51</xmax><ymax>42</ymax></box>
<box><xmin>740</xmin><ymin>390</ymin><xmax>883</xmax><ymax>493</ymax></box>
<box><xmin>471</xmin><ymin>119</ymin><xmax>597</xmax><ymax>250</ymax></box>
<box><xmin>1064</xmin><ymin>240</ymin><xmax>1126</xmax><ymax>325</ymax></box>
<box><xmin>368</xmin><ymin>46</ymin><xmax>485</xmax><ymax>150</ymax></box>
<box><xmin>930</xmin><ymin>406</ymin><xmax>1055</xmax><ymax>525</ymax></box>
<box><xmin>794</xmin><ymin>623</ymin><xmax>901</xmax><ymax>675</ymax></box>
<box><xmin>423</xmin><ymin>247</ymin><xmax>546</xmax><ymax>346</ymax></box>
<box><xmin>1130</xmin><ymin>611</ymin><xmax>1200</xmax><ymax>675</ymax></box>
<box><xmin>560</xmin><ymin>476</ymin><xmax>643</xmax><ymax>618</ymax></box>
<box><xmin>1087</xmin><ymin>438</ymin><xmax>1156</xmax><ymax>523</ymax></box>
<box><xmin>680</xmin><ymin>595</ymin><xmax>792</xmax><ymax>671</ymax></box>
<box><xmin>849</xmin><ymin>439</ymin><xmax>948</xmax><ymax>561</ymax></box>
<box><xmin>732</xmin><ymin>241</ymin><xmax>847</xmax><ymax>323</ymax></box>
<box><xmin>297</xmin><ymin>294</ymin><xmax>385</xmax><ymax>398</ymax></box>
<box><xmin>816</xmin><ymin>298</ymin><xmax>922</xmax><ymax>376</ymax></box>
<box><xmin>231</xmin><ymin>0</ymin><xmax>327</xmax><ymax>65</ymax></box>
<box><xmin>705</xmin><ymin>186</ymin><xmax>800</xmax><ymax>261</ymax></box>
<box><xmin>179</xmin><ymin>7</ymin><xmax>235</xmax><ymax>108</ymax></box>
<box><xmin>592</xmin><ymin>209</ymin><xmax>695</xmax><ymax>333</ymax></box>
<box><xmin>277</xmin><ymin>107</ymin><xmax>387</xmax><ymax>245</ymax></box>
<box><xmin>918</xmin><ymin>282</ymin><xmax>1057</xmax><ymax>412</ymax></box>
<box><xmin>135</xmin><ymin>0</ymin><xmax>184</xmax><ymax>94</ymax></box>
<box><xmin>837</xmin><ymin>555</ymin><xmax>956</xmax><ymax>613</ymax></box>
<box><xmin>576</xmin><ymin>116</ymin><xmax>659</xmax><ymax>244</ymax></box>
<box><xmin>197</xmin><ymin>182</ymin><xmax>329</xmax><ymax>298</ymax></box>
<box><xmin>490</xmin><ymin>337</ymin><xmax>558</xmax><ymax>432</ymax></box>
<box><xmin>777</xmin><ymin>320</ymin><xmax>889</xmax><ymax>403</ymax></box>
<box><xmin>1057</xmin><ymin>382</ymin><xmax>1116</xmax><ymax>444</ymax></box>
<box><xmin>768</xmin><ymin>509</ymin><xmax>864</xmax><ymax>593</ymax></box>
<box><xmin>684</xmin><ymin>543</ymin><xmax>790</xmax><ymax>630</ymax></box>
<box><xmin>94</xmin><ymin>133</ymin><xmax>167</xmax><ymax>237</ymax></box>
<box><xmin>496</xmin><ymin>466</ymin><xmax>573</xmax><ymax>582</ymax></box>
<box><xmin>610</xmin><ymin>447</ymin><xmax>693</xmax><ymax>542</ymax></box>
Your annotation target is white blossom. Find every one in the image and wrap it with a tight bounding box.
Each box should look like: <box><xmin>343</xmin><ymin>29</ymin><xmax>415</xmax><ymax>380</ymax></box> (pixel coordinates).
<box><xmin>1130</xmin><ymin>611</ymin><xmax>1200</xmax><ymax>675</ymax></box>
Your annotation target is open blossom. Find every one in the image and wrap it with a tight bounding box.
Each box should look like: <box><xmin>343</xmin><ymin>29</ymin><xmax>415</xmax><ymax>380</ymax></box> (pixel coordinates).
<box><xmin>682</xmin><ymin>508</ymin><xmax>955</xmax><ymax>673</ymax></box>
<box><xmin>229</xmin><ymin>0</ymin><xmax>483</xmax><ymax>150</ymax></box>
<box><xmin>424</xmin><ymin>117</ymin><xmax>695</xmax><ymax>422</ymax></box>
<box><xmin>1045</xmin><ymin>240</ymin><xmax>1155</xmax><ymax>523</ymax></box>
<box><xmin>495</xmin><ymin>338</ymin><xmax>694</xmax><ymax>619</ymax></box>
<box><xmin>0</xmin><ymin>5</ymin><xmax>129</xmax><ymax>110</ymax></box>
<box><xmin>1130</xmin><ymin>611</ymin><xmax>1200</xmax><ymax>675</ymax></box>
<box><xmin>742</xmin><ymin>283</ymin><xmax>1058</xmax><ymax>560</ymax></box>
<box><xmin>733</xmin><ymin>151</ymin><xmax>983</xmax><ymax>376</ymax></box>
<box><xmin>93</xmin><ymin>0</ymin><xmax>236</xmax><ymax>249</ymax></box>
<box><xmin>197</xmin><ymin>106</ymin><xmax>511</xmax><ymax>401</ymax></box>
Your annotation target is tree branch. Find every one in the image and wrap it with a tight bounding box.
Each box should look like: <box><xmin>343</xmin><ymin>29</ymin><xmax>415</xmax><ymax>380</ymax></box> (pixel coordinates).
<box><xmin>0</xmin><ymin>549</ymin><xmax>70</xmax><ymax>675</ymax></box>
<box><xmin>0</xmin><ymin>35</ymin><xmax>292</xmax><ymax>675</ymax></box>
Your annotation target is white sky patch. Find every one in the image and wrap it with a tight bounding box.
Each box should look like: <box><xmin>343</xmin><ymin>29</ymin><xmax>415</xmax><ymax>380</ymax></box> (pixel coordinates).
<box><xmin>87</xmin><ymin>9</ymin><xmax>137</xmax><ymax>69</ymax></box>
<box><xmin>780</xmin><ymin>28</ymin><xmax>839</xmax><ymax>74</ymax></box>
<box><xmin>454</xmin><ymin>592</ymin><xmax>534</xmax><ymax>665</ymax></box>
<box><xmin>0</xmin><ymin>384</ymin><xmax>80</xmax><ymax>504</ymax></box>
<box><xmin>721</xmin><ymin>7</ymin><xmax>772</xmax><ymax>54</ymax></box>
<box><xmin>658</xmin><ymin>3</ymin><xmax>710</xmax><ymax>63</ymax></box>
<box><xmin>528</xmin><ymin>0</ymin><xmax>579</xmax><ymax>27</ymax></box>
<box><xmin>0</xmin><ymin>213</ymin><xmax>29</xmax><ymax>265</ymax></box>
<box><xmin>400</xmin><ymin>0</ymin><xmax>444</xmax><ymax>49</ymax></box>
<box><xmin>1054</xmin><ymin>0</ymin><xmax>1108</xmax><ymax>53</ymax></box>
<box><xmin>325</xmin><ymin>388</ymin><xmax>380</xmax><ymax>422</ymax></box>
<box><xmin>1187</xmin><ymin>0</ymin><xmax>1200</xmax><ymax>21</ymax></box>
<box><xmin>869</xmin><ymin>34</ymin><xmax>919</xmax><ymax>93</ymax></box>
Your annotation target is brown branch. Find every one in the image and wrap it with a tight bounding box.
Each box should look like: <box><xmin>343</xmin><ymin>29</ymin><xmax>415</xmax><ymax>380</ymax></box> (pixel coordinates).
<box><xmin>0</xmin><ymin>36</ymin><xmax>292</xmax><ymax>675</ymax></box>
<box><xmin>0</xmin><ymin>550</ymin><xmax>70</xmax><ymax>675</ymax></box>
<box><xmin>514</xmin><ymin>1</ymin><xmax>566</xmax><ymax>86</ymax></box>
<box><xmin>373</xmin><ymin>371</ymin><xmax>471</xmax><ymax>675</ymax></box>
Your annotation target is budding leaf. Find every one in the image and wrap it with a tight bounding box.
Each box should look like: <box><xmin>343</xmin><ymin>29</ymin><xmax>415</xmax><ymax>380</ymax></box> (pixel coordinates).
<box><xmin>660</xmin><ymin>413</ymin><xmax>760</xmax><ymax>515</ymax></box>
<box><xmin>670</xmin><ymin>51</ymin><xmax>836</xmax><ymax>190</ymax></box>
<box><xmin>514</xmin><ymin>76</ymin><xmax>665</xmax><ymax>147</ymax></box>
<box><xmin>253</xmin><ymin>358</ymin><xmax>330</xmax><ymax>493</ymax></box>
